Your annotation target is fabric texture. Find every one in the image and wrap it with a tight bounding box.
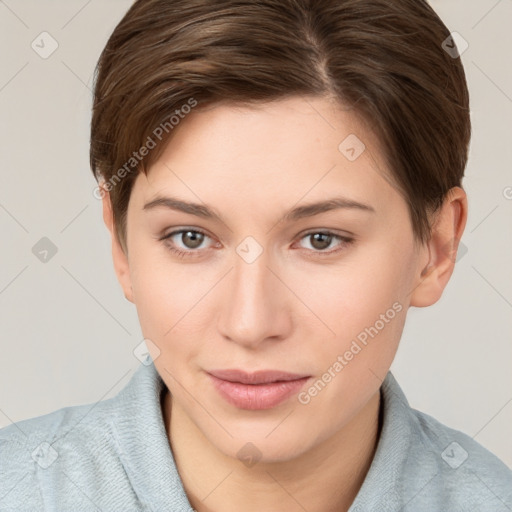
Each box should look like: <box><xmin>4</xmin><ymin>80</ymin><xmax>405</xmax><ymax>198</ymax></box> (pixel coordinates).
<box><xmin>1</xmin><ymin>360</ymin><xmax>511</xmax><ymax>511</ymax></box>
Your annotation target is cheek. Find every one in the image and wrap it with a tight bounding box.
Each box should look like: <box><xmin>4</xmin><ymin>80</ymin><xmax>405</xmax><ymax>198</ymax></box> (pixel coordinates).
<box><xmin>289</xmin><ymin>242</ymin><xmax>413</xmax><ymax>391</ymax></box>
<box><xmin>294</xmin><ymin>245</ymin><xmax>411</xmax><ymax>336</ymax></box>
<box><xmin>128</xmin><ymin>247</ymin><xmax>212</xmax><ymax>358</ymax></box>
<box><xmin>291</xmin><ymin>271</ymin><xmax>407</xmax><ymax>438</ymax></box>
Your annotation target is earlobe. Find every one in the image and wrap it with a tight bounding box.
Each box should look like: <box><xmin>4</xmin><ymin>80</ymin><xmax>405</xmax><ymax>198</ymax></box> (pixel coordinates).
<box><xmin>101</xmin><ymin>184</ymin><xmax>135</xmax><ymax>304</ymax></box>
<box><xmin>410</xmin><ymin>186</ymin><xmax>468</xmax><ymax>307</ymax></box>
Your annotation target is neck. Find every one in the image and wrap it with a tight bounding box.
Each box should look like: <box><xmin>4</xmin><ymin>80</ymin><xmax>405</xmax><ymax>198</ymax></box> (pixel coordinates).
<box><xmin>163</xmin><ymin>389</ymin><xmax>381</xmax><ymax>512</ymax></box>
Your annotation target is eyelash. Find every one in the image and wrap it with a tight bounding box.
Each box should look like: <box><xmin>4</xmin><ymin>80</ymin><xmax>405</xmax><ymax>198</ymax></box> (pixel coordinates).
<box><xmin>160</xmin><ymin>228</ymin><xmax>354</xmax><ymax>259</ymax></box>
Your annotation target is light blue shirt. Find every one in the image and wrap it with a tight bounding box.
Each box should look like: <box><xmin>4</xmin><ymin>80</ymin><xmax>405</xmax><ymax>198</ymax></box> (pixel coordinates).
<box><xmin>1</xmin><ymin>361</ymin><xmax>511</xmax><ymax>511</ymax></box>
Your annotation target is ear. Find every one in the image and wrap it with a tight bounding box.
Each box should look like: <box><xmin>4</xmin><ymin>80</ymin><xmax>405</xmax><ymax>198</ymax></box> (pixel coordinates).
<box><xmin>101</xmin><ymin>184</ymin><xmax>135</xmax><ymax>303</ymax></box>
<box><xmin>410</xmin><ymin>186</ymin><xmax>468</xmax><ymax>307</ymax></box>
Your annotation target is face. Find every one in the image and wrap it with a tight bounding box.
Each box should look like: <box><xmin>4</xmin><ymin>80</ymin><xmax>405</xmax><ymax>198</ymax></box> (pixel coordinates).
<box><xmin>112</xmin><ymin>96</ymin><xmax>427</xmax><ymax>462</ymax></box>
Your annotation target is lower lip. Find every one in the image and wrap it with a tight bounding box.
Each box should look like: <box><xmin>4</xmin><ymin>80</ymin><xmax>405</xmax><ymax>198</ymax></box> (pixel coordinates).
<box><xmin>208</xmin><ymin>374</ymin><xmax>310</xmax><ymax>410</ymax></box>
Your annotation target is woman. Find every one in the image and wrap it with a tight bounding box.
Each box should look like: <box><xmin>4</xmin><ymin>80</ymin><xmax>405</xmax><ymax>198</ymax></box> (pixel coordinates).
<box><xmin>1</xmin><ymin>0</ymin><xmax>511</xmax><ymax>510</ymax></box>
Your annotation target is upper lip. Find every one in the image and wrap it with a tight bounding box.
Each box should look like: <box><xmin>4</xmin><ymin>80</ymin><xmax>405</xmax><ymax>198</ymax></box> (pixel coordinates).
<box><xmin>207</xmin><ymin>369</ymin><xmax>310</xmax><ymax>385</ymax></box>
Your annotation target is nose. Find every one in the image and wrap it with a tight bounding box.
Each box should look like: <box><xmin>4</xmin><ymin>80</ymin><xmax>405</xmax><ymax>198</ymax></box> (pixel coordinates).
<box><xmin>217</xmin><ymin>250</ymin><xmax>293</xmax><ymax>349</ymax></box>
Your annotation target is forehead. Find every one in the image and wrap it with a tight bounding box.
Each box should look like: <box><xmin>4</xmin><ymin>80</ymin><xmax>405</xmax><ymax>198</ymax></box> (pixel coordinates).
<box><xmin>130</xmin><ymin>96</ymin><xmax>401</xmax><ymax>218</ymax></box>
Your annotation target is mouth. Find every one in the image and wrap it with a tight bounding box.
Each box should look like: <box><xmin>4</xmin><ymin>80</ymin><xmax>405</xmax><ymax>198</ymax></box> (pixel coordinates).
<box><xmin>207</xmin><ymin>369</ymin><xmax>311</xmax><ymax>410</ymax></box>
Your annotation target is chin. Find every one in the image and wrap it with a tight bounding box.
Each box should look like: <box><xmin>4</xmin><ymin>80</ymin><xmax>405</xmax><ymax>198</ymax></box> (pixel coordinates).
<box><xmin>209</xmin><ymin>420</ymin><xmax>320</xmax><ymax>466</ymax></box>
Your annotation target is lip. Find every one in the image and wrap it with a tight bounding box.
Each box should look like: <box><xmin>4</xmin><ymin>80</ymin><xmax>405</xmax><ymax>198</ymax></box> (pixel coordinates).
<box><xmin>207</xmin><ymin>369</ymin><xmax>311</xmax><ymax>410</ymax></box>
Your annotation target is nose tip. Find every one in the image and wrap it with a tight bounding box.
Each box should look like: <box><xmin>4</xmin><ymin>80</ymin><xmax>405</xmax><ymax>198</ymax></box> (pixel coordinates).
<box><xmin>216</xmin><ymin>255</ymin><xmax>292</xmax><ymax>348</ymax></box>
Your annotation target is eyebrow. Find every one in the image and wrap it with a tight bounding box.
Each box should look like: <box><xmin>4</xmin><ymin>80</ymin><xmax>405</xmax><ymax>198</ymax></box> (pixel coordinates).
<box><xmin>142</xmin><ymin>195</ymin><xmax>375</xmax><ymax>223</ymax></box>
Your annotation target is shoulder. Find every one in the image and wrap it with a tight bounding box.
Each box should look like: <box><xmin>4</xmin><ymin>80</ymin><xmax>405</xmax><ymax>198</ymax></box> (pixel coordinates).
<box><xmin>354</xmin><ymin>372</ymin><xmax>512</xmax><ymax>512</ymax></box>
<box><xmin>0</xmin><ymin>362</ymin><xmax>178</xmax><ymax>511</ymax></box>
<box><xmin>402</xmin><ymin>397</ymin><xmax>512</xmax><ymax>511</ymax></box>
<box><xmin>0</xmin><ymin>396</ymin><xmax>122</xmax><ymax>510</ymax></box>
<box><xmin>0</xmin><ymin>389</ymin><xmax>119</xmax><ymax>451</ymax></box>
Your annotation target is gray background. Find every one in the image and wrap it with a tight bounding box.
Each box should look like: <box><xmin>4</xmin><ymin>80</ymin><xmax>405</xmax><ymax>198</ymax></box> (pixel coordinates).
<box><xmin>0</xmin><ymin>0</ymin><xmax>511</xmax><ymax>468</ymax></box>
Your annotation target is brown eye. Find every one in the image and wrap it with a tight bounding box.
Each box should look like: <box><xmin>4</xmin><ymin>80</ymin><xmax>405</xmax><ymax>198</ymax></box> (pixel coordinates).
<box><xmin>160</xmin><ymin>229</ymin><xmax>212</xmax><ymax>255</ymax></box>
<box><xmin>297</xmin><ymin>231</ymin><xmax>354</xmax><ymax>256</ymax></box>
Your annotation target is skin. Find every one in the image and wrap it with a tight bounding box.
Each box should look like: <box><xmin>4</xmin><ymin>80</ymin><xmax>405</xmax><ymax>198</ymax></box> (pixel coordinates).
<box><xmin>101</xmin><ymin>96</ymin><xmax>467</xmax><ymax>512</ymax></box>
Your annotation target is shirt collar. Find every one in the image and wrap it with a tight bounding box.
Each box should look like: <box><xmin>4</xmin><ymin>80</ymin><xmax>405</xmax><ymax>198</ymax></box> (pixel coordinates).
<box><xmin>348</xmin><ymin>371</ymin><xmax>414</xmax><ymax>511</ymax></box>
<box><xmin>109</xmin><ymin>360</ymin><xmax>193</xmax><ymax>511</ymax></box>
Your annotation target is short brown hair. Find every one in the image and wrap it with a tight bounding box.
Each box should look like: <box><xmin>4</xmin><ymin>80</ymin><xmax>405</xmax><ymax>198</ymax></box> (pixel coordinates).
<box><xmin>90</xmin><ymin>0</ymin><xmax>470</xmax><ymax>252</ymax></box>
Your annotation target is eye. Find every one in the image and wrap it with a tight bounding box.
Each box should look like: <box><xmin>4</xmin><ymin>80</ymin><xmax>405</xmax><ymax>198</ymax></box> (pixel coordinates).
<box><xmin>160</xmin><ymin>228</ymin><xmax>215</xmax><ymax>258</ymax></box>
<box><xmin>297</xmin><ymin>231</ymin><xmax>354</xmax><ymax>255</ymax></box>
